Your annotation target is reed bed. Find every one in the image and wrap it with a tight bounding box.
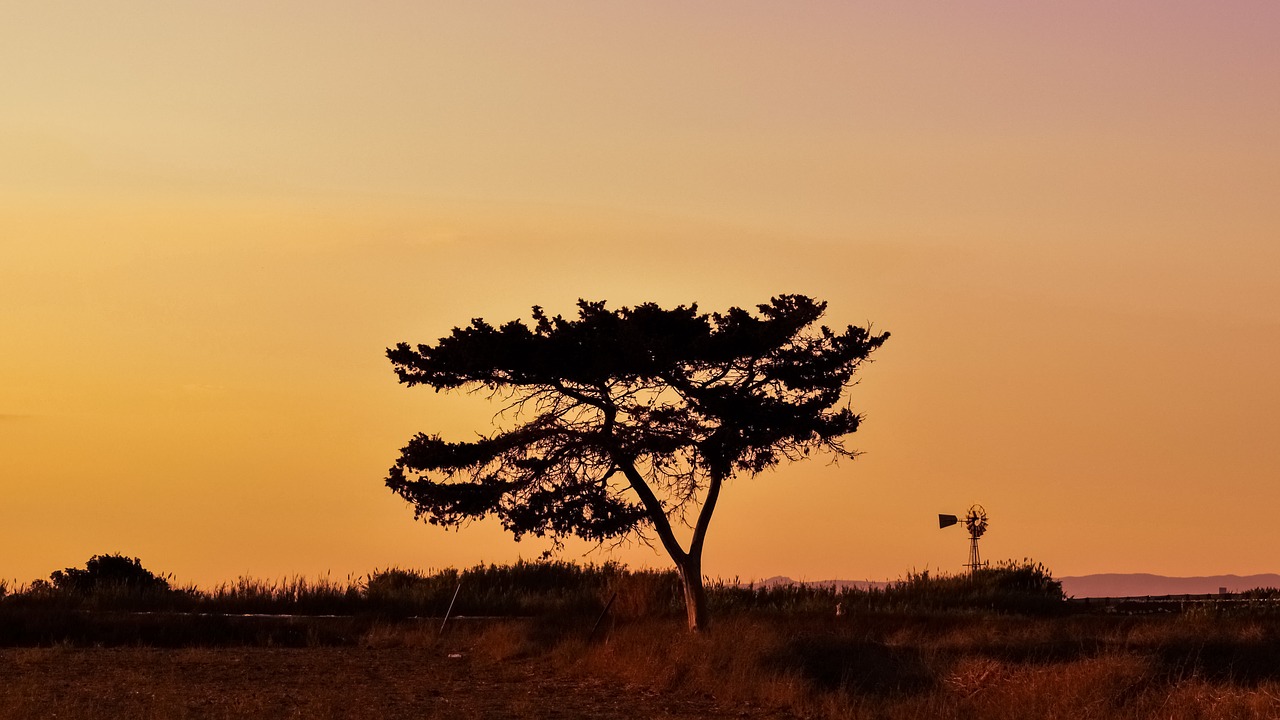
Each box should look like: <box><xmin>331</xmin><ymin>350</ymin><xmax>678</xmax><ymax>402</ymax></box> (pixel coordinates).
<box><xmin>2</xmin><ymin>559</ymin><xmax>1065</xmax><ymax>625</ymax></box>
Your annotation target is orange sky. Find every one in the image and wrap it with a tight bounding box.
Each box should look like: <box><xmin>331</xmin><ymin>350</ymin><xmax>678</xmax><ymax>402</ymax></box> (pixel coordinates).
<box><xmin>3</xmin><ymin>2</ymin><xmax>1279</xmax><ymax>587</ymax></box>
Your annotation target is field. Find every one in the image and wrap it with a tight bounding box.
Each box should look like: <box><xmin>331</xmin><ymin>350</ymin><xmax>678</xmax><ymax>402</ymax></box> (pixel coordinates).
<box><xmin>0</xmin><ymin>643</ymin><xmax>733</xmax><ymax>719</ymax></box>
<box><xmin>7</xmin><ymin>561</ymin><xmax>1280</xmax><ymax>719</ymax></box>
<box><xmin>10</xmin><ymin>612</ymin><xmax>1280</xmax><ymax>718</ymax></box>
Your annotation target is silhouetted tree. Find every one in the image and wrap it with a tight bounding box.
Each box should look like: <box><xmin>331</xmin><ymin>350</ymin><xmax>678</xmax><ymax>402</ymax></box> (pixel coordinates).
<box><xmin>50</xmin><ymin>553</ymin><xmax>171</xmax><ymax>593</ymax></box>
<box><xmin>386</xmin><ymin>295</ymin><xmax>888</xmax><ymax>631</ymax></box>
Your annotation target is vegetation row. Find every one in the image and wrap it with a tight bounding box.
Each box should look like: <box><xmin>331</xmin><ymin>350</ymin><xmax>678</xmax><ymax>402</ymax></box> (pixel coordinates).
<box><xmin>4</xmin><ymin>553</ymin><xmax>1069</xmax><ymax>620</ymax></box>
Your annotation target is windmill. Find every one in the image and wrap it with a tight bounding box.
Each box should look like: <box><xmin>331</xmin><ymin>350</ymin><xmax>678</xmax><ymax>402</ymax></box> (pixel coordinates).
<box><xmin>938</xmin><ymin>504</ymin><xmax>989</xmax><ymax>574</ymax></box>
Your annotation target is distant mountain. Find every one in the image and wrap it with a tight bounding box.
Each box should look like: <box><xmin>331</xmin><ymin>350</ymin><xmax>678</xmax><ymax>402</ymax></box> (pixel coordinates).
<box><xmin>1058</xmin><ymin>574</ymin><xmax>1280</xmax><ymax>598</ymax></box>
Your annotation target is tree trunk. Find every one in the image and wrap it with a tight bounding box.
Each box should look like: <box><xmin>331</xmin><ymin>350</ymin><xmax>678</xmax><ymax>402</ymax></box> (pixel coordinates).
<box><xmin>616</xmin><ymin>461</ymin><xmax>715</xmax><ymax>632</ymax></box>
<box><xmin>677</xmin><ymin>556</ymin><xmax>709</xmax><ymax>632</ymax></box>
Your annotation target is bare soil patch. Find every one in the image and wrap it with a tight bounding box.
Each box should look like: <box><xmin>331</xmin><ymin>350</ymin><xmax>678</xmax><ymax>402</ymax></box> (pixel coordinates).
<box><xmin>0</xmin><ymin>646</ymin><xmax>760</xmax><ymax>720</ymax></box>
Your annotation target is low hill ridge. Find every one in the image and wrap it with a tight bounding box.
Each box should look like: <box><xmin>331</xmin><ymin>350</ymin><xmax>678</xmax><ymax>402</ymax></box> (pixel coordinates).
<box><xmin>1057</xmin><ymin>573</ymin><xmax>1280</xmax><ymax>598</ymax></box>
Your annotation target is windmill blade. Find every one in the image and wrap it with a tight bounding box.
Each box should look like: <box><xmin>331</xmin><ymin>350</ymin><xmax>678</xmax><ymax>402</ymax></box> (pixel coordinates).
<box><xmin>958</xmin><ymin>503</ymin><xmax>987</xmax><ymax>537</ymax></box>
<box><xmin>938</xmin><ymin>514</ymin><xmax>959</xmax><ymax>529</ymax></box>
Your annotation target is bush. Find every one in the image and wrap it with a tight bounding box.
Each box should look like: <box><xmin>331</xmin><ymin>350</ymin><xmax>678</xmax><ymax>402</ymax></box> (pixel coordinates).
<box><xmin>50</xmin><ymin>554</ymin><xmax>172</xmax><ymax>594</ymax></box>
<box><xmin>700</xmin><ymin>560</ymin><xmax>1067</xmax><ymax>617</ymax></box>
<box><xmin>880</xmin><ymin>559</ymin><xmax>1065</xmax><ymax>614</ymax></box>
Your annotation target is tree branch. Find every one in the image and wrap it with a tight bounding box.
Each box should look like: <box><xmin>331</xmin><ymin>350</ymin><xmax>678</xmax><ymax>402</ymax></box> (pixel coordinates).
<box><xmin>689</xmin><ymin>474</ymin><xmax>722</xmax><ymax>560</ymax></box>
<box><xmin>618</xmin><ymin>461</ymin><xmax>687</xmax><ymax>563</ymax></box>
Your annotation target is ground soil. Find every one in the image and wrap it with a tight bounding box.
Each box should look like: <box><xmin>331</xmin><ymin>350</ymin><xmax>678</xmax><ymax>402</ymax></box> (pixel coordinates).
<box><xmin>0</xmin><ymin>646</ymin><xmax>767</xmax><ymax>720</ymax></box>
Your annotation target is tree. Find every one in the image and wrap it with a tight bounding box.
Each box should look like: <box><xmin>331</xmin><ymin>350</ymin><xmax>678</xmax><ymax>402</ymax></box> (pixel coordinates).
<box><xmin>385</xmin><ymin>294</ymin><xmax>888</xmax><ymax>631</ymax></box>
<box><xmin>50</xmin><ymin>553</ymin><xmax>171</xmax><ymax>594</ymax></box>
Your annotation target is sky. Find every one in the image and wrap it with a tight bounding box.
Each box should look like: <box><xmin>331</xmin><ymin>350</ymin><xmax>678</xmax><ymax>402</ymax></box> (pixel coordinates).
<box><xmin>3</xmin><ymin>2</ymin><xmax>1279</xmax><ymax>587</ymax></box>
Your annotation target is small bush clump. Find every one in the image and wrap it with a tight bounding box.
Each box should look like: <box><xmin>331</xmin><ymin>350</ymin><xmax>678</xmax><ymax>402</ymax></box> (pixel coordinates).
<box><xmin>706</xmin><ymin>559</ymin><xmax>1066</xmax><ymax>617</ymax></box>
<box><xmin>50</xmin><ymin>553</ymin><xmax>172</xmax><ymax>594</ymax></box>
<box><xmin>878</xmin><ymin>559</ymin><xmax>1065</xmax><ymax>615</ymax></box>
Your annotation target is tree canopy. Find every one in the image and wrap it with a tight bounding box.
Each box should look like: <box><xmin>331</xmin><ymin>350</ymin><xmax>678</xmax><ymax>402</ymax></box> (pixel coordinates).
<box><xmin>50</xmin><ymin>553</ymin><xmax>171</xmax><ymax>594</ymax></box>
<box><xmin>386</xmin><ymin>294</ymin><xmax>887</xmax><ymax>630</ymax></box>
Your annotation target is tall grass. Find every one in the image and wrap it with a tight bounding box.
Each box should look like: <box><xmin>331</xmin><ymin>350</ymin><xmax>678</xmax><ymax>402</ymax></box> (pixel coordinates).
<box><xmin>707</xmin><ymin>559</ymin><xmax>1064</xmax><ymax>616</ymax></box>
<box><xmin>0</xmin><ymin>560</ymin><xmax>651</xmax><ymax>619</ymax></box>
<box><xmin>0</xmin><ymin>559</ymin><xmax>1071</xmax><ymax>650</ymax></box>
<box><xmin>0</xmin><ymin>558</ymin><xmax>1065</xmax><ymax>619</ymax></box>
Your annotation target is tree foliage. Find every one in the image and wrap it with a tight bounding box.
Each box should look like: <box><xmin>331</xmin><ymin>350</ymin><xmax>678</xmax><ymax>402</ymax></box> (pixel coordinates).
<box><xmin>386</xmin><ymin>294</ymin><xmax>887</xmax><ymax>629</ymax></box>
<box><xmin>50</xmin><ymin>553</ymin><xmax>171</xmax><ymax>594</ymax></box>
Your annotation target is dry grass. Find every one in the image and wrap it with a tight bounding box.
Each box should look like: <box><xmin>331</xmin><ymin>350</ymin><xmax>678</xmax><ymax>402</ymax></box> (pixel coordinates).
<box><xmin>561</xmin><ymin>613</ymin><xmax>1280</xmax><ymax>719</ymax></box>
<box><xmin>0</xmin><ymin>628</ymin><xmax>741</xmax><ymax>720</ymax></box>
<box><xmin>7</xmin><ymin>614</ymin><xmax>1280</xmax><ymax>718</ymax></box>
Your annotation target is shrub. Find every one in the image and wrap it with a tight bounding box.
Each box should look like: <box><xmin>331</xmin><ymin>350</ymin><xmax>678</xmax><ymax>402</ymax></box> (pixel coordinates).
<box><xmin>50</xmin><ymin>554</ymin><xmax>172</xmax><ymax>594</ymax></box>
<box><xmin>881</xmin><ymin>559</ymin><xmax>1065</xmax><ymax>614</ymax></box>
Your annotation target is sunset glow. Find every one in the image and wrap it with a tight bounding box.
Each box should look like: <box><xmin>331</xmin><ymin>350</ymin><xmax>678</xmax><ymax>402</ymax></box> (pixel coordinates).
<box><xmin>3</xmin><ymin>2</ymin><xmax>1279</xmax><ymax>587</ymax></box>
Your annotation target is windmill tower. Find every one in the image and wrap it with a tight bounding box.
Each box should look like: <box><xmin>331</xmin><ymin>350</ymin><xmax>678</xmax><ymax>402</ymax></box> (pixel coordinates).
<box><xmin>938</xmin><ymin>504</ymin><xmax>990</xmax><ymax>574</ymax></box>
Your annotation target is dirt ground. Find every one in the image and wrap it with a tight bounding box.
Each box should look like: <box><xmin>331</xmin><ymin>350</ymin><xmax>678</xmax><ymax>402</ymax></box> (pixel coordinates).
<box><xmin>0</xmin><ymin>646</ymin><xmax>767</xmax><ymax>720</ymax></box>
